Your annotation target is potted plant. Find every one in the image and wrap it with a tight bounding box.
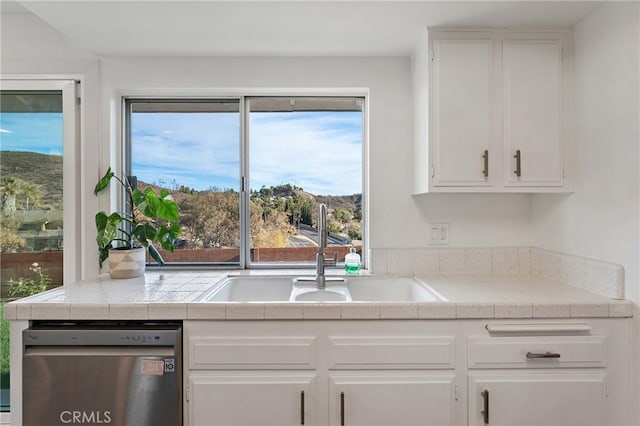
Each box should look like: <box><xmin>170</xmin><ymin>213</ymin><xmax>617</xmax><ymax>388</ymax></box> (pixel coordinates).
<box><xmin>94</xmin><ymin>167</ymin><xmax>181</xmax><ymax>278</ymax></box>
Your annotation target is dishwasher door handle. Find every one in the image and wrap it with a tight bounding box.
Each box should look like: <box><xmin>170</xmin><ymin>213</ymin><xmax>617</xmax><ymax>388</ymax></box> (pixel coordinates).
<box><xmin>24</xmin><ymin>346</ymin><xmax>175</xmax><ymax>357</ymax></box>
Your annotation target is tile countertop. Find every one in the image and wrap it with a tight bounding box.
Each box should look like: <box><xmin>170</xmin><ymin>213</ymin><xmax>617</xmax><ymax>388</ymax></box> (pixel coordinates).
<box><xmin>2</xmin><ymin>270</ymin><xmax>634</xmax><ymax>321</ymax></box>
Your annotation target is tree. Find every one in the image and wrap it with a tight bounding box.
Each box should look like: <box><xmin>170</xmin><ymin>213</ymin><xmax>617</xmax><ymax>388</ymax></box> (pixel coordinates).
<box><xmin>0</xmin><ymin>178</ymin><xmax>45</xmax><ymax>213</ymax></box>
<box><xmin>251</xmin><ymin>208</ymin><xmax>294</xmax><ymax>248</ymax></box>
<box><xmin>347</xmin><ymin>221</ymin><xmax>362</xmax><ymax>240</ymax></box>
<box><xmin>177</xmin><ymin>189</ymin><xmax>240</xmax><ymax>249</ymax></box>
<box><xmin>0</xmin><ymin>213</ymin><xmax>26</xmax><ymax>252</ymax></box>
<box><xmin>1</xmin><ymin>177</ymin><xmax>20</xmax><ymax>216</ymax></box>
<box><xmin>334</xmin><ymin>208</ymin><xmax>353</xmax><ymax>224</ymax></box>
<box><xmin>300</xmin><ymin>199</ymin><xmax>314</xmax><ymax>225</ymax></box>
<box><xmin>20</xmin><ymin>182</ymin><xmax>44</xmax><ymax>210</ymax></box>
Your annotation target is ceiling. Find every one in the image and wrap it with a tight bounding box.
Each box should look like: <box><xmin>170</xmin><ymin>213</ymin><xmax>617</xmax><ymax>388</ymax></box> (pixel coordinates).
<box><xmin>3</xmin><ymin>1</ymin><xmax>602</xmax><ymax>57</ymax></box>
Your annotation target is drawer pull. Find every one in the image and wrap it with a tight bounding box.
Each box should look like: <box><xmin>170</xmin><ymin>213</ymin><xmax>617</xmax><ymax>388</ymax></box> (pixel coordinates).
<box><xmin>340</xmin><ymin>392</ymin><xmax>345</xmax><ymax>426</ymax></box>
<box><xmin>481</xmin><ymin>389</ymin><xmax>489</xmax><ymax>424</ymax></box>
<box><xmin>300</xmin><ymin>391</ymin><xmax>305</xmax><ymax>425</ymax></box>
<box><xmin>482</xmin><ymin>149</ymin><xmax>489</xmax><ymax>177</ymax></box>
<box><xmin>526</xmin><ymin>351</ymin><xmax>561</xmax><ymax>359</ymax></box>
<box><xmin>514</xmin><ymin>149</ymin><xmax>522</xmax><ymax>177</ymax></box>
<box><xmin>485</xmin><ymin>323</ymin><xmax>591</xmax><ymax>334</ymax></box>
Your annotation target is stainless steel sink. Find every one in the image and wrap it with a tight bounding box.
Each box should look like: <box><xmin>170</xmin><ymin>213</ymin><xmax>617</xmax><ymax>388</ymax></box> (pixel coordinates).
<box><xmin>200</xmin><ymin>275</ymin><xmax>446</xmax><ymax>303</ymax></box>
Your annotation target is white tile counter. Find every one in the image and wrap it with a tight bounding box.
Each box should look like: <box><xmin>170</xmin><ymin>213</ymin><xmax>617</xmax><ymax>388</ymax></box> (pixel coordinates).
<box><xmin>3</xmin><ymin>270</ymin><xmax>633</xmax><ymax>321</ymax></box>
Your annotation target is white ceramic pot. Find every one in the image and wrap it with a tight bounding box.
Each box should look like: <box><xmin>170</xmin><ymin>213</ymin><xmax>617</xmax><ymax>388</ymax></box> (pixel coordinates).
<box><xmin>108</xmin><ymin>247</ymin><xmax>146</xmax><ymax>279</ymax></box>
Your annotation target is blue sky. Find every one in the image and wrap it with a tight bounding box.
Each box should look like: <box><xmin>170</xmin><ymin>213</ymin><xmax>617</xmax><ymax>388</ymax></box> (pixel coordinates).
<box><xmin>132</xmin><ymin>110</ymin><xmax>362</xmax><ymax>195</ymax></box>
<box><xmin>131</xmin><ymin>112</ymin><xmax>241</xmax><ymax>191</ymax></box>
<box><xmin>0</xmin><ymin>110</ymin><xmax>363</xmax><ymax>196</ymax></box>
<box><xmin>0</xmin><ymin>113</ymin><xmax>63</xmax><ymax>155</ymax></box>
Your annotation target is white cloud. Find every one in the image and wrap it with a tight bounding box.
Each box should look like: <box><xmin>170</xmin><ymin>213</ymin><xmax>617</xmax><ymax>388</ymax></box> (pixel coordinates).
<box><xmin>130</xmin><ymin>110</ymin><xmax>363</xmax><ymax>195</ymax></box>
<box><xmin>0</xmin><ymin>128</ymin><xmax>13</xmax><ymax>133</ymax></box>
<box><xmin>249</xmin><ymin>112</ymin><xmax>362</xmax><ymax>195</ymax></box>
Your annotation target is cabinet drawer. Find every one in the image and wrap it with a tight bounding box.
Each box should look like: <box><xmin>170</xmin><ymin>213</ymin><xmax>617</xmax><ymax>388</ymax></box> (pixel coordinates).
<box><xmin>468</xmin><ymin>335</ymin><xmax>606</xmax><ymax>369</ymax></box>
<box><xmin>329</xmin><ymin>336</ymin><xmax>455</xmax><ymax>369</ymax></box>
<box><xmin>189</xmin><ymin>336</ymin><xmax>316</xmax><ymax>370</ymax></box>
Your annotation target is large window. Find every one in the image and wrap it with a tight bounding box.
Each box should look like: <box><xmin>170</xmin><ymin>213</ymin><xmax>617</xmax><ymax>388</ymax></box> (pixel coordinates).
<box><xmin>0</xmin><ymin>80</ymin><xmax>77</xmax><ymax>416</ymax></box>
<box><xmin>127</xmin><ymin>99</ymin><xmax>241</xmax><ymax>265</ymax></box>
<box><xmin>126</xmin><ymin>96</ymin><xmax>365</xmax><ymax>268</ymax></box>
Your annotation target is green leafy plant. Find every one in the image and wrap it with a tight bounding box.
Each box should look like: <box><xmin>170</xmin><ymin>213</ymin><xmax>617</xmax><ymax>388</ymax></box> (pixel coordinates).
<box><xmin>7</xmin><ymin>262</ymin><xmax>51</xmax><ymax>297</ymax></box>
<box><xmin>94</xmin><ymin>167</ymin><xmax>181</xmax><ymax>268</ymax></box>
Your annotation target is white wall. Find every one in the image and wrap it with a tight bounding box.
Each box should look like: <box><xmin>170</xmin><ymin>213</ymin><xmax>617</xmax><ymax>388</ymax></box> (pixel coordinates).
<box><xmin>531</xmin><ymin>1</ymin><xmax>640</xmax><ymax>303</ymax></box>
<box><xmin>0</xmin><ymin>13</ymin><xmax>94</xmax><ymax>71</ymax></box>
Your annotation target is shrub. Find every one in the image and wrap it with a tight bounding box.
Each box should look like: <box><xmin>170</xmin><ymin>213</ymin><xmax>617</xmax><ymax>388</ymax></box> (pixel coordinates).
<box><xmin>7</xmin><ymin>262</ymin><xmax>51</xmax><ymax>298</ymax></box>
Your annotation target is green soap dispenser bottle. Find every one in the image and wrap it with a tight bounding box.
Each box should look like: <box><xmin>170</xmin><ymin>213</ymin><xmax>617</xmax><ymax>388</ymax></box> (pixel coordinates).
<box><xmin>345</xmin><ymin>245</ymin><xmax>361</xmax><ymax>274</ymax></box>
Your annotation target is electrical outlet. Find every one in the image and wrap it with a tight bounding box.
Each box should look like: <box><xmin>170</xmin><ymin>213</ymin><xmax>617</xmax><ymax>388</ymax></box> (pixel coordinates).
<box><xmin>429</xmin><ymin>223</ymin><xmax>450</xmax><ymax>245</ymax></box>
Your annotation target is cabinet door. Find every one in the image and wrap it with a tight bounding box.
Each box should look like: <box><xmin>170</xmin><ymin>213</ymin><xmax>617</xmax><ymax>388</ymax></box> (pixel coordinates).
<box><xmin>431</xmin><ymin>39</ymin><xmax>494</xmax><ymax>187</ymax></box>
<box><xmin>189</xmin><ymin>373</ymin><xmax>316</xmax><ymax>426</ymax></box>
<box><xmin>503</xmin><ymin>39</ymin><xmax>564</xmax><ymax>187</ymax></box>
<box><xmin>469</xmin><ymin>372</ymin><xmax>606</xmax><ymax>426</ymax></box>
<box><xmin>329</xmin><ymin>373</ymin><xmax>456</xmax><ymax>426</ymax></box>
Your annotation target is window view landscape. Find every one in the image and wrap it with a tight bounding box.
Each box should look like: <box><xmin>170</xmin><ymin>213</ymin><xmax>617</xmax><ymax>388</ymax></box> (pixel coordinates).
<box><xmin>129</xmin><ymin>97</ymin><xmax>364</xmax><ymax>265</ymax></box>
<box><xmin>0</xmin><ymin>90</ymin><xmax>65</xmax><ymax>412</ymax></box>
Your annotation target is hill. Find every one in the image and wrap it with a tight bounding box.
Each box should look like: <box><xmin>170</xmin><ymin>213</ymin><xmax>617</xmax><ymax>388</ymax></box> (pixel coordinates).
<box><xmin>0</xmin><ymin>151</ymin><xmax>63</xmax><ymax>207</ymax></box>
<box><xmin>253</xmin><ymin>184</ymin><xmax>361</xmax><ymax>213</ymax></box>
<box><xmin>315</xmin><ymin>193</ymin><xmax>361</xmax><ymax>213</ymax></box>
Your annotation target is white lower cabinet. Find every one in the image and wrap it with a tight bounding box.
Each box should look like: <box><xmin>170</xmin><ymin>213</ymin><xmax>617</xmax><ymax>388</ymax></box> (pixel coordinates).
<box><xmin>185</xmin><ymin>319</ymin><xmax>628</xmax><ymax>426</ymax></box>
<box><xmin>468</xmin><ymin>372</ymin><xmax>606</xmax><ymax>426</ymax></box>
<box><xmin>329</xmin><ymin>372</ymin><xmax>456</xmax><ymax>426</ymax></box>
<box><xmin>189</xmin><ymin>373</ymin><xmax>316</xmax><ymax>426</ymax></box>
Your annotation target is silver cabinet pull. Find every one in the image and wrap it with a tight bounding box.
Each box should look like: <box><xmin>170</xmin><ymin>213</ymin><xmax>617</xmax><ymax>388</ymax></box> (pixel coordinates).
<box><xmin>481</xmin><ymin>389</ymin><xmax>489</xmax><ymax>424</ymax></box>
<box><xmin>482</xmin><ymin>150</ymin><xmax>489</xmax><ymax>177</ymax></box>
<box><xmin>340</xmin><ymin>391</ymin><xmax>345</xmax><ymax>426</ymax></box>
<box><xmin>300</xmin><ymin>390</ymin><xmax>305</xmax><ymax>425</ymax></box>
<box><xmin>526</xmin><ymin>351</ymin><xmax>561</xmax><ymax>359</ymax></box>
<box><xmin>514</xmin><ymin>149</ymin><xmax>522</xmax><ymax>177</ymax></box>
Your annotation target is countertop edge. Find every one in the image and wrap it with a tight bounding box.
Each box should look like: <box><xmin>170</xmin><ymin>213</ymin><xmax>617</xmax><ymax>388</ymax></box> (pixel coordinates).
<box><xmin>4</xmin><ymin>300</ymin><xmax>633</xmax><ymax>321</ymax></box>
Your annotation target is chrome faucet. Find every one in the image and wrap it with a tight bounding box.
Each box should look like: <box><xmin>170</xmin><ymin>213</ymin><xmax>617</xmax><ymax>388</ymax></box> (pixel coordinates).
<box><xmin>315</xmin><ymin>203</ymin><xmax>337</xmax><ymax>288</ymax></box>
<box><xmin>295</xmin><ymin>203</ymin><xmax>341</xmax><ymax>288</ymax></box>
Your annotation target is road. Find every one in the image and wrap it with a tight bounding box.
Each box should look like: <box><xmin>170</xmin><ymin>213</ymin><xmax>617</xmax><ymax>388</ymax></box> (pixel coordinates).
<box><xmin>291</xmin><ymin>224</ymin><xmax>348</xmax><ymax>247</ymax></box>
<box><xmin>287</xmin><ymin>234</ymin><xmax>316</xmax><ymax>248</ymax></box>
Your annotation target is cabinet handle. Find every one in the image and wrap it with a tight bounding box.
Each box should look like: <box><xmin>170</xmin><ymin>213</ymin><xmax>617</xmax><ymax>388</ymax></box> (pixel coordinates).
<box><xmin>481</xmin><ymin>389</ymin><xmax>489</xmax><ymax>424</ymax></box>
<box><xmin>340</xmin><ymin>391</ymin><xmax>345</xmax><ymax>426</ymax></box>
<box><xmin>482</xmin><ymin>150</ymin><xmax>489</xmax><ymax>178</ymax></box>
<box><xmin>526</xmin><ymin>351</ymin><xmax>561</xmax><ymax>359</ymax></box>
<box><xmin>300</xmin><ymin>390</ymin><xmax>305</xmax><ymax>425</ymax></box>
<box><xmin>514</xmin><ymin>149</ymin><xmax>522</xmax><ymax>177</ymax></box>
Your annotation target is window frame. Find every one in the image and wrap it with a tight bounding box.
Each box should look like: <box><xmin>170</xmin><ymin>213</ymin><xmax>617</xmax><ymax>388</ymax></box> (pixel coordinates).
<box><xmin>123</xmin><ymin>92</ymin><xmax>369</xmax><ymax>270</ymax></box>
<box><xmin>1</xmin><ymin>79</ymin><xmax>80</xmax><ymax>284</ymax></box>
<box><xmin>0</xmin><ymin>78</ymin><xmax>80</xmax><ymax>424</ymax></box>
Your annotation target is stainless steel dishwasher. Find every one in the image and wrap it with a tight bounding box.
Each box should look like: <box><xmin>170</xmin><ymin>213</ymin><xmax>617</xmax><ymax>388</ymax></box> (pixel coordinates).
<box><xmin>23</xmin><ymin>321</ymin><xmax>182</xmax><ymax>426</ymax></box>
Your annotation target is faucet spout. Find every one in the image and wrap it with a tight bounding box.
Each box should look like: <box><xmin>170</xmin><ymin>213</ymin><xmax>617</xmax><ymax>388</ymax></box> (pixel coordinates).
<box><xmin>318</xmin><ymin>203</ymin><xmax>328</xmax><ymax>257</ymax></box>
<box><xmin>315</xmin><ymin>203</ymin><xmax>337</xmax><ymax>288</ymax></box>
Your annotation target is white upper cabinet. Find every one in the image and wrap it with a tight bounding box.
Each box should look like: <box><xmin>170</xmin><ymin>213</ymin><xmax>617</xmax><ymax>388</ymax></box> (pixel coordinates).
<box><xmin>431</xmin><ymin>38</ymin><xmax>494</xmax><ymax>187</ymax></box>
<box><xmin>415</xmin><ymin>29</ymin><xmax>571</xmax><ymax>193</ymax></box>
<box><xmin>502</xmin><ymin>39</ymin><xmax>564</xmax><ymax>187</ymax></box>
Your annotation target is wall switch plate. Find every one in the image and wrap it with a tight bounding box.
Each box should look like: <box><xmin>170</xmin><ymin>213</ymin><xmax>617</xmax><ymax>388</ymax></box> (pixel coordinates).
<box><xmin>429</xmin><ymin>223</ymin><xmax>450</xmax><ymax>245</ymax></box>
